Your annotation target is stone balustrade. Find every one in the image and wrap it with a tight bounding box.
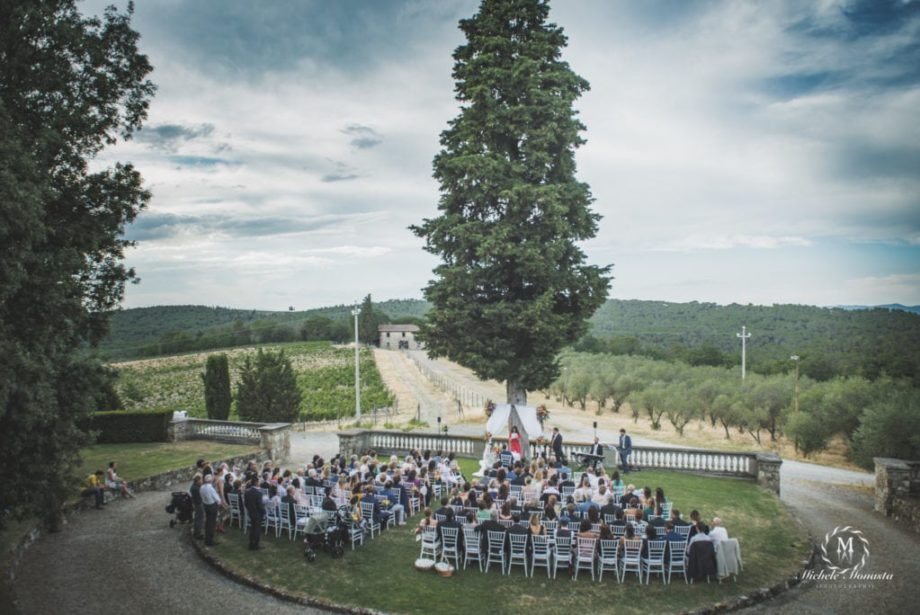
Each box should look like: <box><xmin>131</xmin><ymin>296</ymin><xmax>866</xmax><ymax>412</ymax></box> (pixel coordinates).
<box><xmin>336</xmin><ymin>429</ymin><xmax>782</xmax><ymax>494</ymax></box>
<box><xmin>168</xmin><ymin>418</ymin><xmax>292</xmax><ymax>462</ymax></box>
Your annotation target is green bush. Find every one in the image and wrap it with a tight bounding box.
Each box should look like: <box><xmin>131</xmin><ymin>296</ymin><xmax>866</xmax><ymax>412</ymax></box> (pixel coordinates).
<box><xmin>851</xmin><ymin>388</ymin><xmax>920</xmax><ymax>469</ymax></box>
<box><xmin>85</xmin><ymin>409</ymin><xmax>173</xmax><ymax>443</ymax></box>
<box><xmin>237</xmin><ymin>349</ymin><xmax>301</xmax><ymax>422</ymax></box>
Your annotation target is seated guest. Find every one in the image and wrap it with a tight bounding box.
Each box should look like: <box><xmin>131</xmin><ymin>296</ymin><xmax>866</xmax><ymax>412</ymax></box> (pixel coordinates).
<box><xmin>478</xmin><ymin>509</ymin><xmax>507</xmax><ymax>550</ymax></box>
<box><xmin>641</xmin><ymin>523</ymin><xmax>658</xmax><ymax>556</ymax></box>
<box><xmin>82</xmin><ymin>470</ymin><xmax>106</xmax><ymax>509</ymax></box>
<box><xmin>687</xmin><ymin>510</ymin><xmax>709</xmax><ymax>539</ymax></box>
<box><xmin>528</xmin><ymin>513</ymin><xmax>546</xmax><ymax>536</ymax></box>
<box><xmin>415</xmin><ymin>506</ymin><xmax>438</xmax><ymax>534</ymax></box>
<box><xmin>600</xmin><ymin>497</ymin><xmax>620</xmax><ymax>521</ymax></box>
<box><xmin>709</xmin><ymin>517</ymin><xmax>728</xmax><ymax>546</ymax></box>
<box><xmin>643</xmin><ymin>497</ymin><xmax>656</xmax><ymax>521</ymax></box>
<box><xmin>361</xmin><ymin>486</ymin><xmax>391</xmax><ymax>530</ymax></box>
<box><xmin>498</xmin><ymin>501</ymin><xmax>514</xmax><ymax>522</ymax></box>
<box><xmin>586</xmin><ymin>506</ymin><xmax>600</xmax><ymax>526</ymax></box>
<box><xmin>543</xmin><ymin>496</ymin><xmax>558</xmax><ymax>521</ymax></box>
<box><xmin>438</xmin><ymin>507</ymin><xmax>463</xmax><ymax>545</ymax></box>
<box><xmin>558</xmin><ymin>472</ymin><xmax>574</xmax><ymax>491</ymax></box>
<box><xmin>619</xmin><ymin>484</ymin><xmax>636</xmax><ymax>508</ymax></box>
<box><xmin>655</xmin><ymin>487</ymin><xmax>668</xmax><ymax>515</ymax></box>
<box><xmin>106</xmin><ymin>461</ymin><xmax>134</xmax><ymax>499</ymax></box>
<box><xmin>434</xmin><ymin>496</ymin><xmax>451</xmax><ymax>519</ymax></box>
<box><xmin>281</xmin><ymin>485</ymin><xmax>298</xmax><ymax>523</ymax></box>
<box><xmin>576</xmin><ymin>518</ymin><xmax>594</xmax><ymax>540</ymax></box>
<box><xmin>464</xmin><ymin>511</ymin><xmax>479</xmax><ymax>528</ymax></box>
<box><xmin>611</xmin><ymin>508</ymin><xmax>627</xmax><ymax>528</ymax></box>
<box><xmin>476</xmin><ymin>499</ymin><xmax>492</xmax><ymax>522</ymax></box>
<box><xmin>671</xmin><ymin>508</ymin><xmax>689</xmax><ymax>528</ymax></box>
<box><xmin>555</xmin><ymin>518</ymin><xmax>572</xmax><ymax>541</ymax></box>
<box><xmin>591</xmin><ymin>484</ymin><xmax>610</xmax><ymax>509</ymax></box>
<box><xmin>618</xmin><ymin>522</ymin><xmax>637</xmax><ymax>554</ymax></box>
<box><xmin>383</xmin><ymin>481</ymin><xmax>406</xmax><ymax>525</ymax></box>
<box><xmin>687</xmin><ymin>522</ymin><xmax>711</xmax><ymax>552</ymax></box>
<box><xmin>598</xmin><ymin>522</ymin><xmax>614</xmax><ymax>540</ymax></box>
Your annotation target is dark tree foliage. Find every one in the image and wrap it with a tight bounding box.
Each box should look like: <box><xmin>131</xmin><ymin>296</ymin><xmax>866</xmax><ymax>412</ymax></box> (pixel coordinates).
<box><xmin>236</xmin><ymin>349</ymin><xmax>302</xmax><ymax>423</ymax></box>
<box><xmin>358</xmin><ymin>294</ymin><xmax>390</xmax><ymax>345</ymax></box>
<box><xmin>202</xmin><ymin>354</ymin><xmax>231</xmax><ymax>420</ymax></box>
<box><xmin>0</xmin><ymin>1</ymin><xmax>154</xmax><ymax>530</ymax></box>
<box><xmin>412</xmin><ymin>0</ymin><xmax>610</xmax><ymax>403</ymax></box>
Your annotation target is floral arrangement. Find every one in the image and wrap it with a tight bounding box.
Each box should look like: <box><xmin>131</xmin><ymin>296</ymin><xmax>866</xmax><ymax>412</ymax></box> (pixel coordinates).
<box><xmin>536</xmin><ymin>404</ymin><xmax>550</xmax><ymax>421</ymax></box>
<box><xmin>483</xmin><ymin>431</ymin><xmax>492</xmax><ymax>441</ymax></box>
<box><xmin>442</xmin><ymin>425</ymin><xmax>449</xmax><ymax>434</ymax></box>
<box><xmin>534</xmin><ymin>436</ymin><xmax>546</xmax><ymax>446</ymax></box>
<box><xmin>484</xmin><ymin>399</ymin><xmax>495</xmax><ymax>417</ymax></box>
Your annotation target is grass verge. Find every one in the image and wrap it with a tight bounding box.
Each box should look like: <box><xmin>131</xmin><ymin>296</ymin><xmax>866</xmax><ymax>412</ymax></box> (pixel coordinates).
<box><xmin>208</xmin><ymin>470</ymin><xmax>808</xmax><ymax>614</ymax></box>
<box><xmin>78</xmin><ymin>441</ymin><xmax>260</xmax><ymax>482</ymax></box>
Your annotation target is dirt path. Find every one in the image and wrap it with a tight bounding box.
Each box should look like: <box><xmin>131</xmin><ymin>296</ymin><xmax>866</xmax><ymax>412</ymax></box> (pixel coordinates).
<box><xmin>14</xmin><ymin>492</ymin><xmax>325</xmax><ymax>615</ymax></box>
<box><xmin>373</xmin><ymin>348</ymin><xmax>457</xmax><ymax>425</ymax></box>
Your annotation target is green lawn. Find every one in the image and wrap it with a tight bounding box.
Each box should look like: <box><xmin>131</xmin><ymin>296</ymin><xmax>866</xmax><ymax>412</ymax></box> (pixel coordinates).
<box><xmin>209</xmin><ymin>470</ymin><xmax>808</xmax><ymax>614</ymax></box>
<box><xmin>79</xmin><ymin>441</ymin><xmax>260</xmax><ymax>482</ymax></box>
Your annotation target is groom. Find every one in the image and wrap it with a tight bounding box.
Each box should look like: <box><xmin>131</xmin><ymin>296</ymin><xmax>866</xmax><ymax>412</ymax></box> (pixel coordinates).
<box><xmin>617</xmin><ymin>428</ymin><xmax>632</xmax><ymax>474</ymax></box>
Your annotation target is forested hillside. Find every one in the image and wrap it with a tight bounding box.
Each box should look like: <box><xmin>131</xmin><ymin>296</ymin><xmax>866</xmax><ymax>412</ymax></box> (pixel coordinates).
<box><xmin>99</xmin><ymin>299</ymin><xmax>430</xmax><ymax>359</ymax></box>
<box><xmin>99</xmin><ymin>299</ymin><xmax>920</xmax><ymax>384</ymax></box>
<box><xmin>582</xmin><ymin>300</ymin><xmax>920</xmax><ymax>383</ymax></box>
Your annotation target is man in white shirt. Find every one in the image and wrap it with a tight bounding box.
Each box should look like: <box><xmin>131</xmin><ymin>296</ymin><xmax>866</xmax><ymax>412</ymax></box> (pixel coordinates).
<box><xmin>200</xmin><ymin>474</ymin><xmax>223</xmax><ymax>546</ymax></box>
<box><xmin>709</xmin><ymin>517</ymin><xmax>728</xmax><ymax>546</ymax></box>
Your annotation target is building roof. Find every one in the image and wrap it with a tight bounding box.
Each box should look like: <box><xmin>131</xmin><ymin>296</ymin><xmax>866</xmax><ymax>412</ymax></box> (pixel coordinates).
<box><xmin>378</xmin><ymin>324</ymin><xmax>420</xmax><ymax>333</ymax></box>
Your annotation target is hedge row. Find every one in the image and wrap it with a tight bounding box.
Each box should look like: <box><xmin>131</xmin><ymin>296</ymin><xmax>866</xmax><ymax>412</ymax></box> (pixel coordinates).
<box><xmin>85</xmin><ymin>409</ymin><xmax>173</xmax><ymax>443</ymax></box>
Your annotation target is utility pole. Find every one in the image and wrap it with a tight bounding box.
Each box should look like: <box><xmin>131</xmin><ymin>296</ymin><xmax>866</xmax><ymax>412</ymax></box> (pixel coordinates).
<box><xmin>352</xmin><ymin>304</ymin><xmax>361</xmax><ymax>418</ymax></box>
<box><xmin>790</xmin><ymin>355</ymin><xmax>800</xmax><ymax>413</ymax></box>
<box><xmin>736</xmin><ymin>326</ymin><xmax>751</xmax><ymax>379</ymax></box>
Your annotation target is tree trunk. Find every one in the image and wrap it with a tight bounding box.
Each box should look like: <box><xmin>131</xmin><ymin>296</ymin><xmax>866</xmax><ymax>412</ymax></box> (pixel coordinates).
<box><xmin>506</xmin><ymin>380</ymin><xmax>527</xmax><ymax>406</ymax></box>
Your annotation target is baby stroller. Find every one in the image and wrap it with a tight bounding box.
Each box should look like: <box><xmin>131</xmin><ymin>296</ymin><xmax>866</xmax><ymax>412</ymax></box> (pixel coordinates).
<box><xmin>165</xmin><ymin>491</ymin><xmax>193</xmax><ymax>528</ymax></box>
<box><xmin>303</xmin><ymin>505</ymin><xmax>350</xmax><ymax>562</ymax></box>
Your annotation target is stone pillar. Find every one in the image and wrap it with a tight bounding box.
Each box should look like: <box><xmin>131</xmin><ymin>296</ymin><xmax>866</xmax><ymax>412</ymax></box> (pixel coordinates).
<box><xmin>258</xmin><ymin>424</ymin><xmax>291</xmax><ymax>462</ymax></box>
<box><xmin>755</xmin><ymin>452</ymin><xmax>782</xmax><ymax>496</ymax></box>
<box><xmin>337</xmin><ymin>429</ymin><xmax>367</xmax><ymax>460</ymax></box>
<box><xmin>168</xmin><ymin>419</ymin><xmax>189</xmax><ymax>442</ymax></box>
<box><xmin>874</xmin><ymin>457</ymin><xmax>911</xmax><ymax>516</ymax></box>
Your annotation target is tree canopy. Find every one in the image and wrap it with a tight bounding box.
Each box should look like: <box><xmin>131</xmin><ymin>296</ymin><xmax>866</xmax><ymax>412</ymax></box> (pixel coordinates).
<box><xmin>0</xmin><ymin>0</ymin><xmax>154</xmax><ymax>529</ymax></box>
<box><xmin>412</xmin><ymin>0</ymin><xmax>609</xmax><ymax>403</ymax></box>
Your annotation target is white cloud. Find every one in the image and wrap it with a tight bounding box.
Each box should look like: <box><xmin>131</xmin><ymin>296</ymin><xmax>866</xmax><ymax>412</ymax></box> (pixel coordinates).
<box><xmin>79</xmin><ymin>0</ymin><xmax>920</xmax><ymax>309</ymax></box>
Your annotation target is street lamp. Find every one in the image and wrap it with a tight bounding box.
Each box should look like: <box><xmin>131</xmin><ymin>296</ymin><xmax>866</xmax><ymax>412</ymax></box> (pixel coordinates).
<box><xmin>352</xmin><ymin>305</ymin><xmax>361</xmax><ymax>419</ymax></box>
<box><xmin>790</xmin><ymin>355</ymin><xmax>800</xmax><ymax>413</ymax></box>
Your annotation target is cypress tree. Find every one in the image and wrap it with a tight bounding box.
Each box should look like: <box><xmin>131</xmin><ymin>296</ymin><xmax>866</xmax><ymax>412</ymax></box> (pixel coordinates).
<box><xmin>412</xmin><ymin>0</ymin><xmax>610</xmax><ymax>404</ymax></box>
<box><xmin>202</xmin><ymin>354</ymin><xmax>231</xmax><ymax>420</ymax></box>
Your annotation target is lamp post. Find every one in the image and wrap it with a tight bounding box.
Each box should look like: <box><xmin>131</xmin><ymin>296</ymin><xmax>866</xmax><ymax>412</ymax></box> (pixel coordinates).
<box><xmin>437</xmin><ymin>415</ymin><xmax>442</xmax><ymax>448</ymax></box>
<box><xmin>736</xmin><ymin>326</ymin><xmax>751</xmax><ymax>380</ymax></box>
<box><xmin>790</xmin><ymin>355</ymin><xmax>800</xmax><ymax>413</ymax></box>
<box><xmin>352</xmin><ymin>305</ymin><xmax>361</xmax><ymax>419</ymax></box>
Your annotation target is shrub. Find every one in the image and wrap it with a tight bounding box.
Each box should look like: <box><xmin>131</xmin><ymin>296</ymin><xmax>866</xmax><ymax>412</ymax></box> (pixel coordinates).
<box><xmin>86</xmin><ymin>409</ymin><xmax>173</xmax><ymax>443</ymax></box>
<box><xmin>237</xmin><ymin>349</ymin><xmax>301</xmax><ymax>423</ymax></box>
<box><xmin>202</xmin><ymin>354</ymin><xmax>231</xmax><ymax>420</ymax></box>
<box><xmin>851</xmin><ymin>388</ymin><xmax>920</xmax><ymax>469</ymax></box>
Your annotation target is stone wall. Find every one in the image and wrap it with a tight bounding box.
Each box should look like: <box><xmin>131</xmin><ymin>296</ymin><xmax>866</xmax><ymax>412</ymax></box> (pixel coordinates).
<box><xmin>874</xmin><ymin>457</ymin><xmax>920</xmax><ymax>533</ymax></box>
<box><xmin>755</xmin><ymin>452</ymin><xmax>783</xmax><ymax>496</ymax></box>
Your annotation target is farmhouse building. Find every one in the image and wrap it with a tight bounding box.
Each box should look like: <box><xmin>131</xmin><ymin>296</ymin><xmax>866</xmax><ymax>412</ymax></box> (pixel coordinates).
<box><xmin>378</xmin><ymin>324</ymin><xmax>422</xmax><ymax>350</ymax></box>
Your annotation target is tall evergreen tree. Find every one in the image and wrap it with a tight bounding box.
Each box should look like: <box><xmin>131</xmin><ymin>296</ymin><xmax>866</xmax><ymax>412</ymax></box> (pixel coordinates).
<box><xmin>236</xmin><ymin>349</ymin><xmax>302</xmax><ymax>423</ymax></box>
<box><xmin>358</xmin><ymin>294</ymin><xmax>389</xmax><ymax>345</ymax></box>
<box><xmin>202</xmin><ymin>354</ymin><xmax>232</xmax><ymax>420</ymax></box>
<box><xmin>412</xmin><ymin>0</ymin><xmax>609</xmax><ymax>404</ymax></box>
<box><xmin>0</xmin><ymin>1</ymin><xmax>154</xmax><ymax>530</ymax></box>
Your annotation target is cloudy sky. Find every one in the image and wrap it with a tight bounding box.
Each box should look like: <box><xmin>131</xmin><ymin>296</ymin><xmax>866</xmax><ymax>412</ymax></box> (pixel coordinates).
<box><xmin>83</xmin><ymin>0</ymin><xmax>920</xmax><ymax>309</ymax></box>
